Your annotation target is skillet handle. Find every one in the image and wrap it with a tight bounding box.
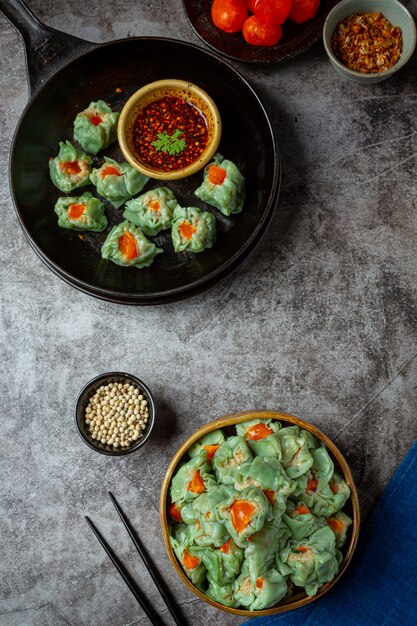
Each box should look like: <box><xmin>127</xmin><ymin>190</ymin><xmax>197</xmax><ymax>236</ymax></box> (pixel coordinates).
<box><xmin>0</xmin><ymin>0</ymin><xmax>95</xmax><ymax>96</ymax></box>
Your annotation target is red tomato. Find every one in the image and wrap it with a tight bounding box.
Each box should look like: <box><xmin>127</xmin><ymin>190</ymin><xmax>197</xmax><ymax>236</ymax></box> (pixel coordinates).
<box><xmin>242</xmin><ymin>15</ymin><xmax>282</xmax><ymax>46</ymax></box>
<box><xmin>248</xmin><ymin>0</ymin><xmax>292</xmax><ymax>25</ymax></box>
<box><xmin>211</xmin><ymin>0</ymin><xmax>248</xmax><ymax>33</ymax></box>
<box><xmin>289</xmin><ymin>0</ymin><xmax>320</xmax><ymax>23</ymax></box>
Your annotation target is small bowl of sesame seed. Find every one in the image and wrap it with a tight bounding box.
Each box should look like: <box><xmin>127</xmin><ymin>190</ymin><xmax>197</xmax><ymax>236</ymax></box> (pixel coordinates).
<box><xmin>75</xmin><ymin>372</ymin><xmax>156</xmax><ymax>455</ymax></box>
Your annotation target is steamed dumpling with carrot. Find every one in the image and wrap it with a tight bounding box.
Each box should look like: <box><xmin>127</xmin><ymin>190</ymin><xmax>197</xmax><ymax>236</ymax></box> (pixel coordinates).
<box><xmin>194</xmin><ymin>153</ymin><xmax>245</xmax><ymax>216</ymax></box>
<box><xmin>90</xmin><ymin>157</ymin><xmax>149</xmax><ymax>208</ymax></box>
<box><xmin>54</xmin><ymin>191</ymin><xmax>107</xmax><ymax>232</ymax></box>
<box><xmin>212</xmin><ymin>435</ymin><xmax>253</xmax><ymax>486</ymax></box>
<box><xmin>49</xmin><ymin>140</ymin><xmax>92</xmax><ymax>193</ymax></box>
<box><xmin>234</xmin><ymin>561</ymin><xmax>288</xmax><ymax>610</ymax></box>
<box><xmin>276</xmin><ymin>527</ymin><xmax>342</xmax><ymax>597</ymax></box>
<box><xmin>101</xmin><ymin>221</ymin><xmax>162</xmax><ymax>269</ymax></box>
<box><xmin>188</xmin><ymin>429</ymin><xmax>226</xmax><ymax>462</ymax></box>
<box><xmin>123</xmin><ymin>187</ymin><xmax>177</xmax><ymax>236</ymax></box>
<box><xmin>170</xmin><ymin>524</ymin><xmax>206</xmax><ymax>585</ymax></box>
<box><xmin>216</xmin><ymin>486</ymin><xmax>271</xmax><ymax>547</ymax></box>
<box><xmin>73</xmin><ymin>100</ymin><xmax>119</xmax><ymax>155</ymax></box>
<box><xmin>236</xmin><ymin>419</ymin><xmax>282</xmax><ymax>459</ymax></box>
<box><xmin>169</xmin><ymin>454</ymin><xmax>216</xmax><ymax>505</ymax></box>
<box><xmin>171</xmin><ymin>205</ymin><xmax>216</xmax><ymax>253</ymax></box>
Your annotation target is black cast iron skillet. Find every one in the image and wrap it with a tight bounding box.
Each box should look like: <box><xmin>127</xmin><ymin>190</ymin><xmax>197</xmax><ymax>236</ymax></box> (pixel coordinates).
<box><xmin>2</xmin><ymin>0</ymin><xmax>280</xmax><ymax>305</ymax></box>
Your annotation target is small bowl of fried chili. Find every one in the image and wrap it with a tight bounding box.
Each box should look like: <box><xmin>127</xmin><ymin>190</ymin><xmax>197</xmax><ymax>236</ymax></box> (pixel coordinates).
<box><xmin>323</xmin><ymin>0</ymin><xmax>416</xmax><ymax>83</ymax></box>
<box><xmin>118</xmin><ymin>79</ymin><xmax>222</xmax><ymax>180</ymax></box>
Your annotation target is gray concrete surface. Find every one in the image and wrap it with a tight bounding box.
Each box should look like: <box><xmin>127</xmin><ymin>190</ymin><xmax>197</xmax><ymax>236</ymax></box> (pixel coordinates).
<box><xmin>1</xmin><ymin>1</ymin><xmax>416</xmax><ymax>625</ymax></box>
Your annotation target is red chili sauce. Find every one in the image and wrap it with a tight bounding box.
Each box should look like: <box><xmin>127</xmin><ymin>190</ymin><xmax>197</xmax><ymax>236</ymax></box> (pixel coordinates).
<box><xmin>132</xmin><ymin>96</ymin><xmax>208</xmax><ymax>172</ymax></box>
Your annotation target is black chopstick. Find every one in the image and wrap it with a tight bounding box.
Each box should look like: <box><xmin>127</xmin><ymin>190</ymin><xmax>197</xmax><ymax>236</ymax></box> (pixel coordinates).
<box><xmin>108</xmin><ymin>492</ymin><xmax>186</xmax><ymax>626</ymax></box>
<box><xmin>85</xmin><ymin>516</ymin><xmax>165</xmax><ymax>626</ymax></box>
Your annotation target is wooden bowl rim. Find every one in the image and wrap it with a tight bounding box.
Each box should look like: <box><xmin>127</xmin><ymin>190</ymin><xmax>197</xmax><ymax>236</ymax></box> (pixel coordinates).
<box><xmin>159</xmin><ymin>409</ymin><xmax>360</xmax><ymax>616</ymax></box>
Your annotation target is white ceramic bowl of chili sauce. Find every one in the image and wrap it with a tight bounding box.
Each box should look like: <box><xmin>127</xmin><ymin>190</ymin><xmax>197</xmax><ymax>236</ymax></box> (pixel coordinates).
<box><xmin>323</xmin><ymin>0</ymin><xmax>416</xmax><ymax>83</ymax></box>
<box><xmin>118</xmin><ymin>79</ymin><xmax>222</xmax><ymax>180</ymax></box>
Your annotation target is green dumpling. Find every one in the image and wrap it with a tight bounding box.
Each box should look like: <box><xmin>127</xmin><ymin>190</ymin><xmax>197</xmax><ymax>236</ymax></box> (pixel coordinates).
<box><xmin>170</xmin><ymin>531</ymin><xmax>206</xmax><ymax>585</ymax></box>
<box><xmin>170</xmin><ymin>454</ymin><xmax>216</xmax><ymax>505</ymax></box>
<box><xmin>234</xmin><ymin>561</ymin><xmax>287</xmax><ymax>611</ymax></box>
<box><xmin>188</xmin><ymin>429</ymin><xmax>226</xmax><ymax>463</ymax></box>
<box><xmin>277</xmin><ymin>426</ymin><xmax>314</xmax><ymax>478</ymax></box>
<box><xmin>216</xmin><ymin>486</ymin><xmax>271</xmax><ymax>548</ymax></box>
<box><xmin>206</xmin><ymin>580</ymin><xmax>238</xmax><ymax>608</ymax></box>
<box><xmin>179</xmin><ymin>501</ymin><xmax>198</xmax><ymax>525</ymax></box>
<box><xmin>194</xmin><ymin>153</ymin><xmax>245</xmax><ymax>216</ymax></box>
<box><xmin>292</xmin><ymin>472</ymin><xmax>350</xmax><ymax>518</ymax></box>
<box><xmin>101</xmin><ymin>221</ymin><xmax>162</xmax><ymax>269</ymax></box>
<box><xmin>195</xmin><ymin>538</ymin><xmax>244</xmax><ymax>585</ymax></box>
<box><xmin>171</xmin><ymin>205</ymin><xmax>216</xmax><ymax>253</ymax></box>
<box><xmin>49</xmin><ymin>140</ymin><xmax>92</xmax><ymax>193</ymax></box>
<box><xmin>90</xmin><ymin>157</ymin><xmax>149</xmax><ymax>208</ymax></box>
<box><xmin>291</xmin><ymin>446</ymin><xmax>350</xmax><ymax>517</ymax></box>
<box><xmin>245</xmin><ymin>522</ymin><xmax>290</xmax><ymax>587</ymax></box>
<box><xmin>191</xmin><ymin>485</ymin><xmax>234</xmax><ymax>547</ymax></box>
<box><xmin>236</xmin><ymin>419</ymin><xmax>282</xmax><ymax>459</ymax></box>
<box><xmin>73</xmin><ymin>100</ymin><xmax>119</xmax><ymax>155</ymax></box>
<box><xmin>282</xmin><ymin>501</ymin><xmax>323</xmax><ymax>541</ymax></box>
<box><xmin>325</xmin><ymin>511</ymin><xmax>352</xmax><ymax>549</ymax></box>
<box><xmin>54</xmin><ymin>191</ymin><xmax>107</xmax><ymax>232</ymax></box>
<box><xmin>212</xmin><ymin>436</ymin><xmax>253</xmax><ymax>486</ymax></box>
<box><xmin>278</xmin><ymin>527</ymin><xmax>341</xmax><ymax>597</ymax></box>
<box><xmin>123</xmin><ymin>187</ymin><xmax>177</xmax><ymax>236</ymax></box>
<box><xmin>185</xmin><ymin>521</ymin><xmax>213</xmax><ymax>547</ymax></box>
<box><xmin>234</xmin><ymin>457</ymin><xmax>291</xmax><ymax>494</ymax></box>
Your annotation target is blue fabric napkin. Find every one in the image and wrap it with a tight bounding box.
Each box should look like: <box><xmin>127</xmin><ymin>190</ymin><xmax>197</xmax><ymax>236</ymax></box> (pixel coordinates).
<box><xmin>247</xmin><ymin>439</ymin><xmax>417</xmax><ymax>626</ymax></box>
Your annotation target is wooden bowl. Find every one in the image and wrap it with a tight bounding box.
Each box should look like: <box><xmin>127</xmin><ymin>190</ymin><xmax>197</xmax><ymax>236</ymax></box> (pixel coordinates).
<box><xmin>118</xmin><ymin>79</ymin><xmax>222</xmax><ymax>181</ymax></box>
<box><xmin>160</xmin><ymin>409</ymin><xmax>360</xmax><ymax>617</ymax></box>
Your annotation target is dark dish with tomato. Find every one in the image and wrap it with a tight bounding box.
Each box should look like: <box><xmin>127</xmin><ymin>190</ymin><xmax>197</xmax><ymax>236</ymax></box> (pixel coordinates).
<box><xmin>211</xmin><ymin>0</ymin><xmax>320</xmax><ymax>46</ymax></box>
<box><xmin>132</xmin><ymin>96</ymin><xmax>209</xmax><ymax>172</ymax></box>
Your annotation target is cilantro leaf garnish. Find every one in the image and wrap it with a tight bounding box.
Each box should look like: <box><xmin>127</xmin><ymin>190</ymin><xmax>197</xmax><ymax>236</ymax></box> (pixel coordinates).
<box><xmin>151</xmin><ymin>129</ymin><xmax>186</xmax><ymax>156</ymax></box>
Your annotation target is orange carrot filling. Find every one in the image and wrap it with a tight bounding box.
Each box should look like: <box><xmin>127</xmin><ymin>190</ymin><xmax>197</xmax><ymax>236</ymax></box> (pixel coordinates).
<box><xmin>203</xmin><ymin>444</ymin><xmax>220</xmax><ymax>461</ymax></box>
<box><xmin>208</xmin><ymin>164</ymin><xmax>226</xmax><ymax>185</ymax></box>
<box><xmin>297</xmin><ymin>546</ymin><xmax>308</xmax><ymax>553</ymax></box>
<box><xmin>182</xmin><ymin>550</ymin><xmax>200</xmax><ymax>570</ymax></box>
<box><xmin>230</xmin><ymin>500</ymin><xmax>256</xmax><ymax>534</ymax></box>
<box><xmin>246</xmin><ymin>423</ymin><xmax>273</xmax><ymax>441</ymax></box>
<box><xmin>256</xmin><ymin>577</ymin><xmax>264</xmax><ymax>589</ymax></box>
<box><xmin>187</xmin><ymin>470</ymin><xmax>205</xmax><ymax>494</ymax></box>
<box><xmin>149</xmin><ymin>200</ymin><xmax>161</xmax><ymax>212</ymax></box>
<box><xmin>306</xmin><ymin>478</ymin><xmax>318</xmax><ymax>493</ymax></box>
<box><xmin>101</xmin><ymin>165</ymin><xmax>121</xmax><ymax>178</ymax></box>
<box><xmin>295</xmin><ymin>504</ymin><xmax>310</xmax><ymax>516</ymax></box>
<box><xmin>68</xmin><ymin>203</ymin><xmax>86</xmax><ymax>220</ymax></box>
<box><xmin>61</xmin><ymin>161</ymin><xmax>81</xmax><ymax>175</ymax></box>
<box><xmin>327</xmin><ymin>517</ymin><xmax>344</xmax><ymax>533</ymax></box>
<box><xmin>220</xmin><ymin>539</ymin><xmax>231</xmax><ymax>554</ymax></box>
<box><xmin>118</xmin><ymin>232</ymin><xmax>137</xmax><ymax>260</ymax></box>
<box><xmin>262</xmin><ymin>490</ymin><xmax>276</xmax><ymax>504</ymax></box>
<box><xmin>329</xmin><ymin>481</ymin><xmax>339</xmax><ymax>494</ymax></box>
<box><xmin>168</xmin><ymin>502</ymin><xmax>182</xmax><ymax>523</ymax></box>
<box><xmin>90</xmin><ymin>114</ymin><xmax>103</xmax><ymax>126</ymax></box>
<box><xmin>179</xmin><ymin>221</ymin><xmax>196</xmax><ymax>240</ymax></box>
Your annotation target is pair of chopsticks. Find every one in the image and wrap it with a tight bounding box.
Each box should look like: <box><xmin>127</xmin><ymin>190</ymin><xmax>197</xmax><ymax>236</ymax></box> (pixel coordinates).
<box><xmin>86</xmin><ymin>492</ymin><xmax>186</xmax><ymax>626</ymax></box>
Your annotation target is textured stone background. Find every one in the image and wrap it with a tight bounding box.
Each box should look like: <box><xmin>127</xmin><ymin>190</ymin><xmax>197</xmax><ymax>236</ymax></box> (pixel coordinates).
<box><xmin>1</xmin><ymin>1</ymin><xmax>416</xmax><ymax>625</ymax></box>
